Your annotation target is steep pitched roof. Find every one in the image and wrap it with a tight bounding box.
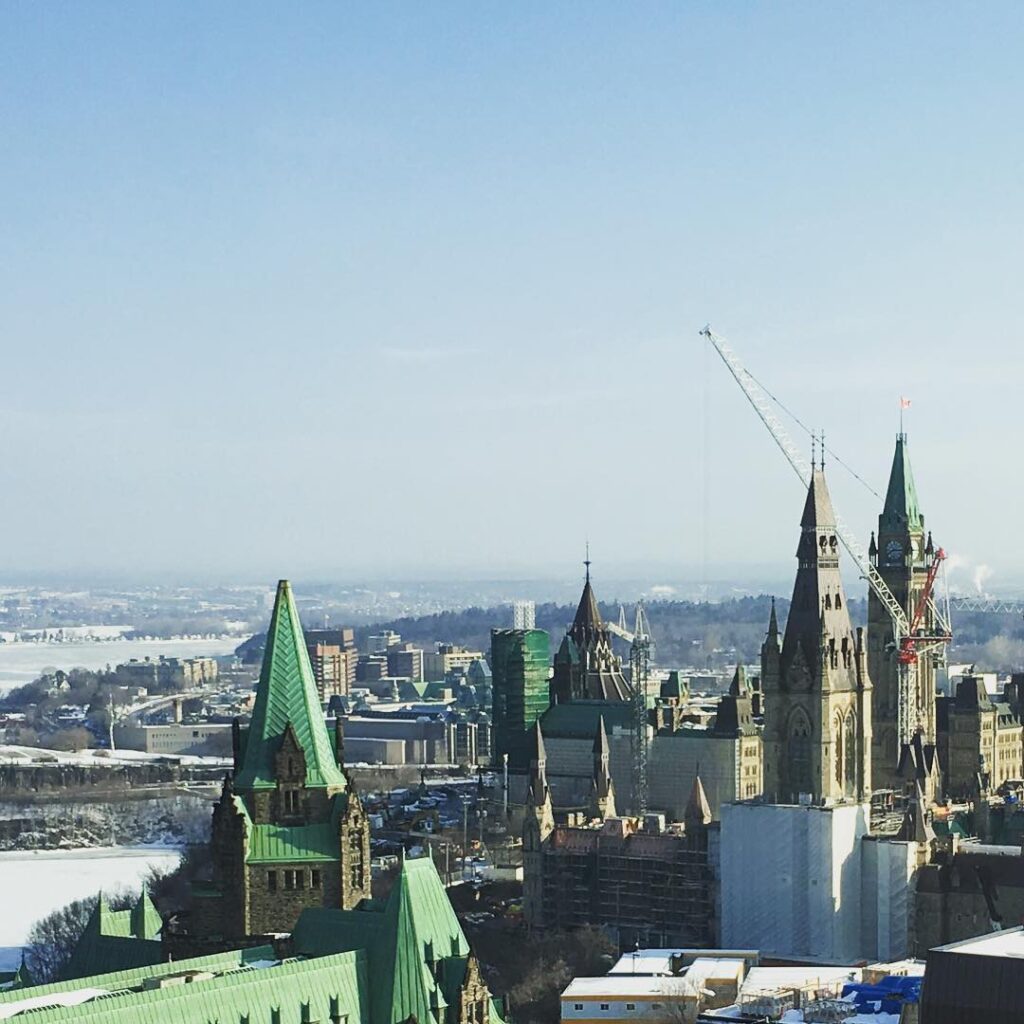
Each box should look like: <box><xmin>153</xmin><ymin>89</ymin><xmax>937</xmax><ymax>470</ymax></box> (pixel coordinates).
<box><xmin>780</xmin><ymin>468</ymin><xmax>860</xmax><ymax>693</ymax></box>
<box><xmin>593</xmin><ymin>714</ymin><xmax>611</xmax><ymax>758</ymax></box>
<box><xmin>129</xmin><ymin>885</ymin><xmax>161</xmax><ymax>941</ymax></box>
<box><xmin>373</xmin><ymin>857</ymin><xmax>469</xmax><ymax>1024</ymax></box>
<box><xmin>684</xmin><ymin>775</ymin><xmax>713</xmax><ymax>827</ymax></box>
<box><xmin>897</xmin><ymin>782</ymin><xmax>936</xmax><ymax>844</ymax></box>
<box><xmin>574</xmin><ymin>566</ymin><xmax>603</xmax><ymax>630</ymax></box>
<box><xmin>881</xmin><ymin>434</ymin><xmax>923</xmax><ymax>533</ymax></box>
<box><xmin>235</xmin><ymin>579</ymin><xmax>347</xmax><ymax>791</ymax></box>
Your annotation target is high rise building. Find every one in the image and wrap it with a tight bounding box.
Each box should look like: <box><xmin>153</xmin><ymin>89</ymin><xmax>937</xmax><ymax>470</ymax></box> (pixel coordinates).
<box><xmin>490</xmin><ymin>628</ymin><xmax>550</xmax><ymax>770</ymax></box>
<box><xmin>868</xmin><ymin>434</ymin><xmax>940</xmax><ymax>792</ymax></box>
<box><xmin>551</xmin><ymin>566</ymin><xmax>631</xmax><ymax>703</ymax></box>
<box><xmin>305</xmin><ymin>627</ymin><xmax>358</xmax><ymax>701</ymax></box>
<box><xmin>512</xmin><ymin>599</ymin><xmax>536</xmax><ymax>630</ymax></box>
<box><xmin>190</xmin><ymin>580</ymin><xmax>371</xmax><ymax>948</ymax></box>
<box><xmin>761</xmin><ymin>467</ymin><xmax>872</xmax><ymax>805</ymax></box>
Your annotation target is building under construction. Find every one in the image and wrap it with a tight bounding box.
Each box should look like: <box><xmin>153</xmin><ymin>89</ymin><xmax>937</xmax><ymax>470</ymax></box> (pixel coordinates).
<box><xmin>522</xmin><ymin>720</ymin><xmax>718</xmax><ymax>948</ymax></box>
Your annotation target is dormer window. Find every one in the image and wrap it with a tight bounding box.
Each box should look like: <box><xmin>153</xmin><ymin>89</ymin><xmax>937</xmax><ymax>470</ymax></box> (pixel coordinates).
<box><xmin>283</xmin><ymin>789</ymin><xmax>300</xmax><ymax>815</ymax></box>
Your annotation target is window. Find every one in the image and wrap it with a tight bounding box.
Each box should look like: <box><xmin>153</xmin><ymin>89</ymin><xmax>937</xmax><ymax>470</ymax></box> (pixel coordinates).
<box><xmin>311</xmin><ymin>869</ymin><xmax>321</xmax><ymax>889</ymax></box>
<box><xmin>574</xmin><ymin>1005</ymin><xmax>584</xmax><ymax>1012</ymax></box>
<box><xmin>267</xmin><ymin>871</ymin><xmax>277</xmax><ymax>892</ymax></box>
<box><xmin>284</xmin><ymin>789</ymin><xmax>300</xmax><ymax>814</ymax></box>
<box><xmin>296</xmin><ymin>870</ymin><xmax>305</xmax><ymax>890</ymax></box>
<box><xmin>284</xmin><ymin>870</ymin><xmax>295</xmax><ymax>890</ymax></box>
<box><xmin>600</xmin><ymin>1005</ymin><xmax>609</xmax><ymax>1011</ymax></box>
<box><xmin>626</xmin><ymin>1004</ymin><xmax>636</xmax><ymax>1011</ymax></box>
<box><xmin>651</xmin><ymin>1004</ymin><xmax>663</xmax><ymax>1011</ymax></box>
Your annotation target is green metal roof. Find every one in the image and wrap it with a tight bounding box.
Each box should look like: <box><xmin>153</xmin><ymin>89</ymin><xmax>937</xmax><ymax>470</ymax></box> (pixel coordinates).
<box><xmin>247</xmin><ymin>820</ymin><xmax>338</xmax><ymax>863</ymax></box>
<box><xmin>63</xmin><ymin>890</ymin><xmax>164</xmax><ymax>981</ymax></box>
<box><xmin>235</xmin><ymin>579</ymin><xmax>348</xmax><ymax>791</ymax></box>
<box><xmin>374</xmin><ymin>859</ymin><xmax>444</xmax><ymax>1024</ymax></box>
<box><xmin>881</xmin><ymin>433</ymin><xmax>923</xmax><ymax>533</ymax></box>
<box><xmin>4</xmin><ymin>949</ymin><xmax>368</xmax><ymax>1024</ymax></box>
<box><xmin>19</xmin><ymin>857</ymin><xmax>506</xmax><ymax>1024</ymax></box>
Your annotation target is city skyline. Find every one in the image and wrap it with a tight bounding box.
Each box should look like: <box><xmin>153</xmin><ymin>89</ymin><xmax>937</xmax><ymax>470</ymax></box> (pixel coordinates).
<box><xmin>3</xmin><ymin>6</ymin><xmax>1023</xmax><ymax>582</ymax></box>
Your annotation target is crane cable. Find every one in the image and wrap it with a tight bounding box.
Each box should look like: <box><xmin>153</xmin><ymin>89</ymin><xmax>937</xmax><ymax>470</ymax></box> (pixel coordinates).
<box><xmin>737</xmin><ymin>359</ymin><xmax>884</xmax><ymax>502</ymax></box>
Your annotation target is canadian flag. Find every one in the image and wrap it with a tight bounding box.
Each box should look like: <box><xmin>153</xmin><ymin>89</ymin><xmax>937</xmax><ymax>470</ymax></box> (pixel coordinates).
<box><xmin>900</xmin><ymin>397</ymin><xmax>912</xmax><ymax>409</ymax></box>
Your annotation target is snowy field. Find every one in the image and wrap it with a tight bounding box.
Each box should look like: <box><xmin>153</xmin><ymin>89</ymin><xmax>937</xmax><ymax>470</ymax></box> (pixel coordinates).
<box><xmin>0</xmin><ymin>846</ymin><xmax>181</xmax><ymax>970</ymax></box>
<box><xmin>0</xmin><ymin>637</ymin><xmax>241</xmax><ymax>693</ymax></box>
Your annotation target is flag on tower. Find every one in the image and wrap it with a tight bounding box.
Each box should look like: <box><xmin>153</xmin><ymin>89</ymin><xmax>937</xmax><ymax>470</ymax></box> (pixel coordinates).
<box><xmin>900</xmin><ymin>396</ymin><xmax>912</xmax><ymax>409</ymax></box>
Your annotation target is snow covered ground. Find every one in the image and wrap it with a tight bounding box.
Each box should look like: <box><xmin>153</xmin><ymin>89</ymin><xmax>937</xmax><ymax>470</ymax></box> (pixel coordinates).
<box><xmin>0</xmin><ymin>637</ymin><xmax>241</xmax><ymax>693</ymax></box>
<box><xmin>0</xmin><ymin>846</ymin><xmax>181</xmax><ymax>970</ymax></box>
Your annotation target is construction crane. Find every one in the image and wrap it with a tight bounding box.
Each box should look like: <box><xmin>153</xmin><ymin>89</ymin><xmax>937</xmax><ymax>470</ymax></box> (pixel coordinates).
<box><xmin>950</xmin><ymin>596</ymin><xmax>1024</xmax><ymax>614</ymax></box>
<box><xmin>607</xmin><ymin>603</ymin><xmax>654</xmax><ymax>815</ymax></box>
<box><xmin>701</xmin><ymin>325</ymin><xmax>952</xmax><ymax>752</ymax></box>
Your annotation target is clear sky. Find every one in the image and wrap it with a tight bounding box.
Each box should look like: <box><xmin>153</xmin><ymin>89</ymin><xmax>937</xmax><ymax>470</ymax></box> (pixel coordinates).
<box><xmin>2</xmin><ymin>4</ymin><xmax>1022</xmax><ymax>589</ymax></box>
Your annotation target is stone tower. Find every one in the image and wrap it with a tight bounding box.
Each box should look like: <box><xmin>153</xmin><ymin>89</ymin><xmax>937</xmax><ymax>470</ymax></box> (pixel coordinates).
<box><xmin>868</xmin><ymin>433</ymin><xmax>939</xmax><ymax>792</ymax></box>
<box><xmin>193</xmin><ymin>580</ymin><xmax>371</xmax><ymax>948</ymax></box>
<box><xmin>762</xmin><ymin>468</ymin><xmax>872</xmax><ymax>805</ymax></box>
<box><xmin>551</xmin><ymin>562</ymin><xmax>631</xmax><ymax>703</ymax></box>
<box><xmin>522</xmin><ymin>721</ymin><xmax>554</xmax><ymax>928</ymax></box>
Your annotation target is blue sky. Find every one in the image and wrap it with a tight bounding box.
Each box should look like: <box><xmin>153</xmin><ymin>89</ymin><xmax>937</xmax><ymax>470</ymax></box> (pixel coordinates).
<box><xmin>2</xmin><ymin>4</ymin><xmax>1022</xmax><ymax>589</ymax></box>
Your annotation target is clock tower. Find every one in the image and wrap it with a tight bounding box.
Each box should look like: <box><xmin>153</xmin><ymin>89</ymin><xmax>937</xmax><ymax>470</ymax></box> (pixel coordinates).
<box><xmin>868</xmin><ymin>433</ymin><xmax>939</xmax><ymax>793</ymax></box>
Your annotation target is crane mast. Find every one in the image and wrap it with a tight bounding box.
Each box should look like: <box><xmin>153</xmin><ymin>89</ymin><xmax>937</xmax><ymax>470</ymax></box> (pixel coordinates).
<box><xmin>608</xmin><ymin>603</ymin><xmax>653</xmax><ymax>815</ymax></box>
<box><xmin>701</xmin><ymin>326</ymin><xmax>951</xmax><ymax>752</ymax></box>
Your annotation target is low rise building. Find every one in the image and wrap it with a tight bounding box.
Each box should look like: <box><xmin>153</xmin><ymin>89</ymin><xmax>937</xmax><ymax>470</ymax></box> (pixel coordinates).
<box><xmin>114</xmin><ymin>722</ymin><xmax>233</xmax><ymax>755</ymax></box>
<box><xmin>424</xmin><ymin>643</ymin><xmax>485</xmax><ymax>682</ymax></box>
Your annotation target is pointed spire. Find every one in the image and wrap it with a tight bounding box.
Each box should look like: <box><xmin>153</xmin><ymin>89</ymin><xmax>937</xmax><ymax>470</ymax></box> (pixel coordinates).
<box><xmin>130</xmin><ymin>883</ymin><xmax>162</xmax><ymax>940</ymax></box>
<box><xmin>800</xmin><ymin>466</ymin><xmax>838</xmax><ymax>532</ymax></box>
<box><xmin>767</xmin><ymin>598</ymin><xmax>779</xmax><ymax>640</ymax></box>
<box><xmin>593</xmin><ymin>714</ymin><xmax>611</xmax><ymax>758</ymax></box>
<box><xmin>573</xmin><ymin>576</ymin><xmax>603</xmax><ymax>631</ymax></box>
<box><xmin>684</xmin><ymin>774</ymin><xmax>713</xmax><ymax>828</ymax></box>
<box><xmin>881</xmin><ymin>434</ymin><xmax>923</xmax><ymax>533</ymax></box>
<box><xmin>869</xmin><ymin>531</ymin><xmax>878</xmax><ymax>558</ymax></box>
<box><xmin>729</xmin><ymin>664</ymin><xmax>749</xmax><ymax>697</ymax></box>
<box><xmin>897</xmin><ymin>781</ymin><xmax>935</xmax><ymax>845</ymax></box>
<box><xmin>234</xmin><ymin>580</ymin><xmax>347</xmax><ymax>792</ymax></box>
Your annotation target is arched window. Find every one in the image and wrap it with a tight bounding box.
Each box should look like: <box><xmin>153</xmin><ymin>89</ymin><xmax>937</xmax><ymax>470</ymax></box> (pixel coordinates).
<box><xmin>844</xmin><ymin>712</ymin><xmax>858</xmax><ymax>796</ymax></box>
<box><xmin>786</xmin><ymin>708</ymin><xmax>813</xmax><ymax>800</ymax></box>
<box><xmin>834</xmin><ymin>713</ymin><xmax>844</xmax><ymax>788</ymax></box>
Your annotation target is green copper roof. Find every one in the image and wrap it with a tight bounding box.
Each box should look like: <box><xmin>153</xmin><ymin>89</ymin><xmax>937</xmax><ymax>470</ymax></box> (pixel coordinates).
<box><xmin>881</xmin><ymin>433</ymin><xmax>923</xmax><ymax>533</ymax></box>
<box><xmin>3</xmin><ymin>945</ymin><xmax>369</xmax><ymax>1024</ymax></box>
<box><xmin>235</xmin><ymin>579</ymin><xmax>347</xmax><ymax>791</ymax></box>
<box><xmin>63</xmin><ymin>890</ymin><xmax>164</xmax><ymax>981</ymax></box>
<box><xmin>247</xmin><ymin>821</ymin><xmax>338</xmax><ymax>863</ymax></box>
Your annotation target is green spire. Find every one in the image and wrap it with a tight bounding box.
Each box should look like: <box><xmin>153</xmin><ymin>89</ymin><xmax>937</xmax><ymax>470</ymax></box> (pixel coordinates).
<box><xmin>234</xmin><ymin>580</ymin><xmax>347</xmax><ymax>791</ymax></box>
<box><xmin>374</xmin><ymin>858</ymin><xmax>448</xmax><ymax>1024</ymax></box>
<box><xmin>881</xmin><ymin>434</ymin><xmax>923</xmax><ymax>533</ymax></box>
<box><xmin>130</xmin><ymin>883</ymin><xmax>162</xmax><ymax>940</ymax></box>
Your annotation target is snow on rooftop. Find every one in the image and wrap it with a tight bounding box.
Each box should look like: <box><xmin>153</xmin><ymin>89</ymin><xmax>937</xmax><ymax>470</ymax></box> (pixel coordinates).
<box><xmin>942</xmin><ymin>927</ymin><xmax>1024</xmax><ymax>957</ymax></box>
<box><xmin>562</xmin><ymin>976</ymin><xmax>694</xmax><ymax>998</ymax></box>
<box><xmin>0</xmin><ymin>987</ymin><xmax>111</xmax><ymax>1019</ymax></box>
<box><xmin>741</xmin><ymin>965</ymin><xmax>861</xmax><ymax>994</ymax></box>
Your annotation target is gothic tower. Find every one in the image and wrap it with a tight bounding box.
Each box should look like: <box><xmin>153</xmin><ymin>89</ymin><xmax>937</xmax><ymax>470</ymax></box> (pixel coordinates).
<box><xmin>551</xmin><ymin>561</ymin><xmax>631</xmax><ymax>703</ymax></box>
<box><xmin>192</xmin><ymin>580</ymin><xmax>371</xmax><ymax>949</ymax></box>
<box><xmin>762</xmin><ymin>468</ymin><xmax>873</xmax><ymax>805</ymax></box>
<box><xmin>868</xmin><ymin>433</ymin><xmax>939</xmax><ymax>792</ymax></box>
<box><xmin>522</xmin><ymin>721</ymin><xmax>554</xmax><ymax>928</ymax></box>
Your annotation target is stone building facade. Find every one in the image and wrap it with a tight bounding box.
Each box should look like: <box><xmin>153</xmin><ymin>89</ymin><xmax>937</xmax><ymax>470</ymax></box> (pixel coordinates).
<box><xmin>189</xmin><ymin>579</ymin><xmax>371</xmax><ymax>950</ymax></box>
<box><xmin>867</xmin><ymin>434</ymin><xmax>941</xmax><ymax>793</ymax></box>
<box><xmin>761</xmin><ymin>467</ymin><xmax>872</xmax><ymax>805</ymax></box>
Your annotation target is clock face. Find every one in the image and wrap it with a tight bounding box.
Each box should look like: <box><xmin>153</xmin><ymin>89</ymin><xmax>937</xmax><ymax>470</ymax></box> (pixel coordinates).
<box><xmin>886</xmin><ymin>540</ymin><xmax>903</xmax><ymax>564</ymax></box>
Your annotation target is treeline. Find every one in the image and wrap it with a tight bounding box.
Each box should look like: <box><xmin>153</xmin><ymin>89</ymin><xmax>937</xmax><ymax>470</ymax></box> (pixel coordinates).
<box><xmin>350</xmin><ymin>595</ymin><xmax>810</xmax><ymax>668</ymax></box>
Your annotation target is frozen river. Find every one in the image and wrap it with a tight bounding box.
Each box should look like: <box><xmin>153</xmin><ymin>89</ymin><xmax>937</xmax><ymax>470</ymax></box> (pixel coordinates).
<box><xmin>0</xmin><ymin>637</ymin><xmax>241</xmax><ymax>693</ymax></box>
<box><xmin>0</xmin><ymin>845</ymin><xmax>181</xmax><ymax>970</ymax></box>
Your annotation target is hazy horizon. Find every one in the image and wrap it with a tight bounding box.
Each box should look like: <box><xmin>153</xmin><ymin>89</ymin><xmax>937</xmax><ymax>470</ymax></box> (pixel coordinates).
<box><xmin>4</xmin><ymin>6</ymin><xmax>1023</xmax><ymax>588</ymax></box>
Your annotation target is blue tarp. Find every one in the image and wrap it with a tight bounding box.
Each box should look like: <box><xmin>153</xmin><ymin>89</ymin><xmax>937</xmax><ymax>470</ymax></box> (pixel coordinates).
<box><xmin>841</xmin><ymin>975</ymin><xmax>922</xmax><ymax>1014</ymax></box>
